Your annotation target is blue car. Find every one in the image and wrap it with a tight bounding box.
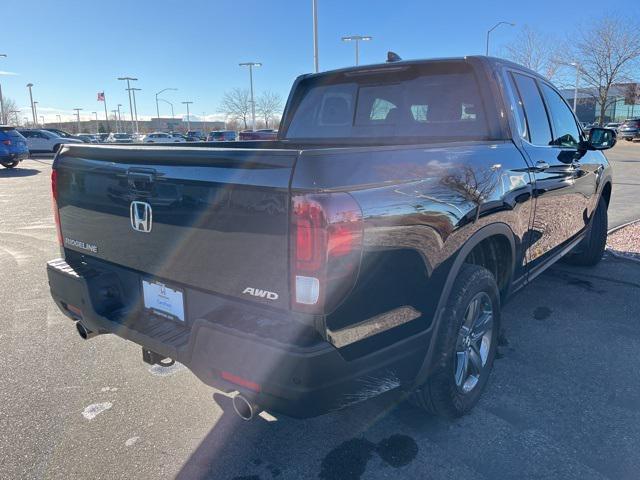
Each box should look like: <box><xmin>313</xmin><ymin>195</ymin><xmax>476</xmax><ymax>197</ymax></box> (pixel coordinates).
<box><xmin>0</xmin><ymin>126</ymin><xmax>29</xmax><ymax>168</ymax></box>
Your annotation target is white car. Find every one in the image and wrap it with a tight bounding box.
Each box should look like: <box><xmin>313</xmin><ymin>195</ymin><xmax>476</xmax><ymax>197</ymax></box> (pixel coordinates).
<box><xmin>17</xmin><ymin>129</ymin><xmax>83</xmax><ymax>153</ymax></box>
<box><xmin>143</xmin><ymin>132</ymin><xmax>186</xmax><ymax>143</ymax></box>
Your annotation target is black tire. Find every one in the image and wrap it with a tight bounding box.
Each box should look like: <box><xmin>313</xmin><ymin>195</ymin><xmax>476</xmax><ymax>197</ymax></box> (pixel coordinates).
<box><xmin>411</xmin><ymin>264</ymin><xmax>500</xmax><ymax>418</ymax></box>
<box><xmin>564</xmin><ymin>196</ymin><xmax>608</xmax><ymax>266</ymax></box>
<box><xmin>1</xmin><ymin>161</ymin><xmax>18</xmax><ymax>169</ymax></box>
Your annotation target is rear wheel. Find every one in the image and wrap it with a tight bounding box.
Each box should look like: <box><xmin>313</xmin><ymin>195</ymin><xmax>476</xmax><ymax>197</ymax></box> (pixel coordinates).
<box><xmin>1</xmin><ymin>160</ymin><xmax>18</xmax><ymax>169</ymax></box>
<box><xmin>564</xmin><ymin>196</ymin><xmax>607</xmax><ymax>266</ymax></box>
<box><xmin>411</xmin><ymin>264</ymin><xmax>500</xmax><ymax>417</ymax></box>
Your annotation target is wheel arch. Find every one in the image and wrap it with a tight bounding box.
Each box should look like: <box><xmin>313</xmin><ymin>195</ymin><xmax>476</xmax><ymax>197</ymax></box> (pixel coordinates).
<box><xmin>412</xmin><ymin>222</ymin><xmax>517</xmax><ymax>385</ymax></box>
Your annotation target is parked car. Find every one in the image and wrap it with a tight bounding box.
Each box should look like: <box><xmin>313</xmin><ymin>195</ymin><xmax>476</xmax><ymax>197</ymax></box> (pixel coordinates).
<box><xmin>207</xmin><ymin>130</ymin><xmax>237</xmax><ymax>142</ymax></box>
<box><xmin>96</xmin><ymin>133</ymin><xmax>110</xmax><ymax>143</ymax></box>
<box><xmin>143</xmin><ymin>132</ymin><xmax>186</xmax><ymax>143</ymax></box>
<box><xmin>18</xmin><ymin>129</ymin><xmax>82</xmax><ymax>153</ymax></box>
<box><xmin>238</xmin><ymin>129</ymin><xmax>278</xmax><ymax>141</ymax></box>
<box><xmin>0</xmin><ymin>126</ymin><xmax>29</xmax><ymax>168</ymax></box>
<box><xmin>618</xmin><ymin>118</ymin><xmax>640</xmax><ymax>141</ymax></box>
<box><xmin>604</xmin><ymin>122</ymin><xmax>621</xmax><ymax>132</ymax></box>
<box><xmin>43</xmin><ymin>128</ymin><xmax>85</xmax><ymax>142</ymax></box>
<box><xmin>106</xmin><ymin>133</ymin><xmax>134</xmax><ymax>144</ymax></box>
<box><xmin>47</xmin><ymin>56</ymin><xmax>614</xmax><ymax>420</ymax></box>
<box><xmin>76</xmin><ymin>133</ymin><xmax>99</xmax><ymax>144</ymax></box>
<box><xmin>186</xmin><ymin>130</ymin><xmax>206</xmax><ymax>142</ymax></box>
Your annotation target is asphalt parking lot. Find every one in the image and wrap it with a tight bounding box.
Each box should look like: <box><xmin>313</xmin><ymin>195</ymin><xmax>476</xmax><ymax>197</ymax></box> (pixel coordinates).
<box><xmin>1</xmin><ymin>142</ymin><xmax>639</xmax><ymax>480</ymax></box>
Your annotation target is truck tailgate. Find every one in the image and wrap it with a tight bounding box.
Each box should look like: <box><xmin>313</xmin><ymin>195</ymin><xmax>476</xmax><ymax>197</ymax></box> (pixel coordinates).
<box><xmin>55</xmin><ymin>145</ymin><xmax>298</xmax><ymax>310</ymax></box>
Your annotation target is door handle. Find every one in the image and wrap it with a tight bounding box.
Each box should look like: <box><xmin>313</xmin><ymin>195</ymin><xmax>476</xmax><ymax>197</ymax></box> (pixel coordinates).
<box><xmin>532</xmin><ymin>160</ymin><xmax>550</xmax><ymax>172</ymax></box>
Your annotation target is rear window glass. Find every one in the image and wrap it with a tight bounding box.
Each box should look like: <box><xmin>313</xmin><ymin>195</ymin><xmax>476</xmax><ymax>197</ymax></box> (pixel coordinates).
<box><xmin>0</xmin><ymin>128</ymin><xmax>24</xmax><ymax>138</ymax></box>
<box><xmin>285</xmin><ymin>62</ymin><xmax>490</xmax><ymax>142</ymax></box>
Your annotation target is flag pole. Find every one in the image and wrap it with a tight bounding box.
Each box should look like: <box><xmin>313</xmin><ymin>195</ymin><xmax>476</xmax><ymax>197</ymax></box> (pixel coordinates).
<box><xmin>102</xmin><ymin>93</ymin><xmax>110</xmax><ymax>133</ymax></box>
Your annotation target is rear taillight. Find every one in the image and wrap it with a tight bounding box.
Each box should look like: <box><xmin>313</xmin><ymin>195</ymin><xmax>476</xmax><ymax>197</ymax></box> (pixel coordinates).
<box><xmin>290</xmin><ymin>193</ymin><xmax>363</xmax><ymax>314</ymax></box>
<box><xmin>2</xmin><ymin>139</ymin><xmax>11</xmax><ymax>146</ymax></box>
<box><xmin>51</xmin><ymin>170</ymin><xmax>63</xmax><ymax>247</ymax></box>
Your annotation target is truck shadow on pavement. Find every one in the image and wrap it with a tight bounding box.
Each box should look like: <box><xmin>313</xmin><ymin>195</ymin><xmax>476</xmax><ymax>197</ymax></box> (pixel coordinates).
<box><xmin>175</xmin><ymin>257</ymin><xmax>640</xmax><ymax>480</ymax></box>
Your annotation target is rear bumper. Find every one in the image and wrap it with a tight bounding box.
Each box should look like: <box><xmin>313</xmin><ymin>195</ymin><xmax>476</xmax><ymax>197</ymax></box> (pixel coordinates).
<box><xmin>47</xmin><ymin>258</ymin><xmax>429</xmax><ymax>418</ymax></box>
<box><xmin>618</xmin><ymin>130</ymin><xmax>639</xmax><ymax>139</ymax></box>
<box><xmin>1</xmin><ymin>151</ymin><xmax>29</xmax><ymax>163</ymax></box>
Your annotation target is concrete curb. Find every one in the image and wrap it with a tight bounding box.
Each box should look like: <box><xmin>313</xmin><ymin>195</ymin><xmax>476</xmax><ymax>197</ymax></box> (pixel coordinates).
<box><xmin>607</xmin><ymin>218</ymin><xmax>640</xmax><ymax>264</ymax></box>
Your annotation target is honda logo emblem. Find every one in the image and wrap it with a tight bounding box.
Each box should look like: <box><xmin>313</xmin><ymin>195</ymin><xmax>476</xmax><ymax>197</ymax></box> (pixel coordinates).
<box><xmin>130</xmin><ymin>201</ymin><xmax>153</xmax><ymax>233</ymax></box>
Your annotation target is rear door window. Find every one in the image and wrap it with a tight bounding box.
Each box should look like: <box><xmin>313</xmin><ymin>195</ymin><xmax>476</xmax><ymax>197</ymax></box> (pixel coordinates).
<box><xmin>511</xmin><ymin>73</ymin><xmax>552</xmax><ymax>146</ymax></box>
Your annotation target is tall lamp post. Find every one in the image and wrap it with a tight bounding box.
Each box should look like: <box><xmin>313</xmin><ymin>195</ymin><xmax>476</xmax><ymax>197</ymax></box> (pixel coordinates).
<box><xmin>486</xmin><ymin>21</ymin><xmax>515</xmax><ymax>56</ymax></box>
<box><xmin>128</xmin><ymin>87</ymin><xmax>141</xmax><ymax>134</ymax></box>
<box><xmin>158</xmin><ymin>98</ymin><xmax>175</xmax><ymax>119</ymax></box>
<box><xmin>155</xmin><ymin>88</ymin><xmax>177</xmax><ymax>118</ymax></box>
<box><xmin>73</xmin><ymin>108</ymin><xmax>82</xmax><ymax>133</ymax></box>
<box><xmin>341</xmin><ymin>35</ymin><xmax>372</xmax><ymax>66</ymax></box>
<box><xmin>111</xmin><ymin>110</ymin><xmax>119</xmax><ymax>132</ymax></box>
<box><xmin>239</xmin><ymin>62</ymin><xmax>261</xmax><ymax>130</ymax></box>
<box><xmin>56</xmin><ymin>114</ymin><xmax>62</xmax><ymax>124</ymax></box>
<box><xmin>0</xmin><ymin>53</ymin><xmax>7</xmax><ymax>124</ymax></box>
<box><xmin>312</xmin><ymin>0</ymin><xmax>319</xmax><ymax>72</ymax></box>
<box><xmin>33</xmin><ymin>101</ymin><xmax>39</xmax><ymax>126</ymax></box>
<box><xmin>26</xmin><ymin>83</ymin><xmax>36</xmax><ymax>126</ymax></box>
<box><xmin>182</xmin><ymin>101</ymin><xmax>193</xmax><ymax>132</ymax></box>
<box><xmin>117</xmin><ymin>76</ymin><xmax>137</xmax><ymax>133</ymax></box>
<box><xmin>570</xmin><ymin>62</ymin><xmax>581</xmax><ymax>113</ymax></box>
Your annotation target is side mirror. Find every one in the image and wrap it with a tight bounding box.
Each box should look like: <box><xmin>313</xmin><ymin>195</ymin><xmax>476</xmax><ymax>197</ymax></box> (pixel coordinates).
<box><xmin>588</xmin><ymin>127</ymin><xmax>616</xmax><ymax>150</ymax></box>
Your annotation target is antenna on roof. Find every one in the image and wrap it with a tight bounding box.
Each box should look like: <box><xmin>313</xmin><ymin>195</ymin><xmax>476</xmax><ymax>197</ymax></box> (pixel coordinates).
<box><xmin>386</xmin><ymin>51</ymin><xmax>402</xmax><ymax>63</ymax></box>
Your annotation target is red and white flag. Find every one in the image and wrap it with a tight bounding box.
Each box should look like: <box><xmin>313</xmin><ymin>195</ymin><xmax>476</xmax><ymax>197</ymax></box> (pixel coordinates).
<box><xmin>97</xmin><ymin>92</ymin><xmax>105</xmax><ymax>101</ymax></box>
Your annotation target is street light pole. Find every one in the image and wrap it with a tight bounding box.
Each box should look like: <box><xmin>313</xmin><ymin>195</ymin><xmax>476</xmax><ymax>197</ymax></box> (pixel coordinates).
<box><xmin>117</xmin><ymin>76</ymin><xmax>137</xmax><ymax>133</ymax></box>
<box><xmin>571</xmin><ymin>62</ymin><xmax>580</xmax><ymax>113</ymax></box>
<box><xmin>129</xmin><ymin>87</ymin><xmax>141</xmax><ymax>134</ymax></box>
<box><xmin>239</xmin><ymin>62</ymin><xmax>261</xmax><ymax>130</ymax></box>
<box><xmin>56</xmin><ymin>114</ymin><xmax>62</xmax><ymax>124</ymax></box>
<box><xmin>312</xmin><ymin>0</ymin><xmax>319</xmax><ymax>72</ymax></box>
<box><xmin>341</xmin><ymin>35</ymin><xmax>372</xmax><ymax>66</ymax></box>
<box><xmin>182</xmin><ymin>101</ymin><xmax>193</xmax><ymax>132</ymax></box>
<box><xmin>0</xmin><ymin>54</ymin><xmax>6</xmax><ymax>124</ymax></box>
<box><xmin>486</xmin><ymin>21</ymin><xmax>515</xmax><ymax>56</ymax></box>
<box><xmin>111</xmin><ymin>110</ymin><xmax>119</xmax><ymax>132</ymax></box>
<box><xmin>155</xmin><ymin>88</ymin><xmax>177</xmax><ymax>119</ymax></box>
<box><xmin>33</xmin><ymin>101</ymin><xmax>39</xmax><ymax>127</ymax></box>
<box><xmin>73</xmin><ymin>108</ymin><xmax>82</xmax><ymax>133</ymax></box>
<box><xmin>158</xmin><ymin>98</ymin><xmax>174</xmax><ymax>118</ymax></box>
<box><xmin>26</xmin><ymin>83</ymin><xmax>36</xmax><ymax>126</ymax></box>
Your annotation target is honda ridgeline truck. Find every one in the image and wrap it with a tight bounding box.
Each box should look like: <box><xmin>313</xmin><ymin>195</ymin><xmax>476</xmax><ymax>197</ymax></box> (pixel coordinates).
<box><xmin>47</xmin><ymin>57</ymin><xmax>615</xmax><ymax>419</ymax></box>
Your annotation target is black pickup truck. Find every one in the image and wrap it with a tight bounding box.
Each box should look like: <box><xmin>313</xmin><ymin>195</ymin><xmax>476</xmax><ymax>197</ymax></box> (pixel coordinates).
<box><xmin>47</xmin><ymin>57</ymin><xmax>615</xmax><ymax>420</ymax></box>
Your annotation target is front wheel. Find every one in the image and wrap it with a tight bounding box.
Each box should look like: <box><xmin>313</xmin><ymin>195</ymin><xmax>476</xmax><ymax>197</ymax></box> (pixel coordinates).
<box><xmin>411</xmin><ymin>264</ymin><xmax>500</xmax><ymax>417</ymax></box>
<box><xmin>563</xmin><ymin>196</ymin><xmax>607</xmax><ymax>266</ymax></box>
<box><xmin>1</xmin><ymin>160</ymin><xmax>19</xmax><ymax>169</ymax></box>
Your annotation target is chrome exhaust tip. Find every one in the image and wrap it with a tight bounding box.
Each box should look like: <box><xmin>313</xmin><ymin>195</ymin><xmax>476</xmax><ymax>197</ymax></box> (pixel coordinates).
<box><xmin>232</xmin><ymin>394</ymin><xmax>260</xmax><ymax>421</ymax></box>
<box><xmin>76</xmin><ymin>322</ymin><xmax>99</xmax><ymax>340</ymax></box>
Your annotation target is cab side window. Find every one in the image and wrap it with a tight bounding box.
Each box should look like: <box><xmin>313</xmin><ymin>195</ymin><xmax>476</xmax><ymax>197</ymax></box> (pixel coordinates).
<box><xmin>539</xmin><ymin>83</ymin><xmax>581</xmax><ymax>148</ymax></box>
<box><xmin>511</xmin><ymin>73</ymin><xmax>552</xmax><ymax>146</ymax></box>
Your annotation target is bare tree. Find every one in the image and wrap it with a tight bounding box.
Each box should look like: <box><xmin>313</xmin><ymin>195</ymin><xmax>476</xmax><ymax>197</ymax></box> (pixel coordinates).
<box><xmin>255</xmin><ymin>91</ymin><xmax>284</xmax><ymax>128</ymax></box>
<box><xmin>622</xmin><ymin>83</ymin><xmax>640</xmax><ymax>117</ymax></box>
<box><xmin>566</xmin><ymin>17</ymin><xmax>640</xmax><ymax>124</ymax></box>
<box><xmin>220</xmin><ymin>88</ymin><xmax>251</xmax><ymax>129</ymax></box>
<box><xmin>2</xmin><ymin>97</ymin><xmax>20</xmax><ymax>125</ymax></box>
<box><xmin>503</xmin><ymin>26</ymin><xmax>561</xmax><ymax>81</ymax></box>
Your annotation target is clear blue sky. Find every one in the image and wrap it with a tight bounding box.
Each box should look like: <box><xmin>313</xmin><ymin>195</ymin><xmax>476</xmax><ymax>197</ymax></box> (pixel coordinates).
<box><xmin>1</xmin><ymin>0</ymin><xmax>637</xmax><ymax>123</ymax></box>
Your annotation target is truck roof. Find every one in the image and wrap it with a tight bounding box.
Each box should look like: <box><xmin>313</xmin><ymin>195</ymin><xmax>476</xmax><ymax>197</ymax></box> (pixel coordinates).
<box><xmin>301</xmin><ymin>55</ymin><xmax>543</xmax><ymax>82</ymax></box>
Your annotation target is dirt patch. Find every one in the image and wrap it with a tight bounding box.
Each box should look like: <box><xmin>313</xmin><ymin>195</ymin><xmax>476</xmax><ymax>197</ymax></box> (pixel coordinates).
<box><xmin>608</xmin><ymin>221</ymin><xmax>640</xmax><ymax>260</ymax></box>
